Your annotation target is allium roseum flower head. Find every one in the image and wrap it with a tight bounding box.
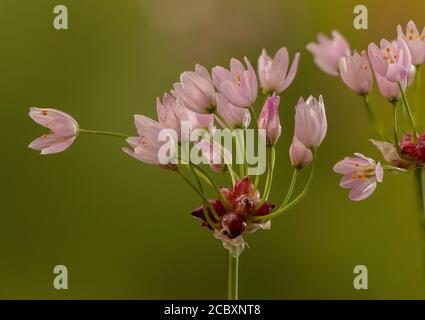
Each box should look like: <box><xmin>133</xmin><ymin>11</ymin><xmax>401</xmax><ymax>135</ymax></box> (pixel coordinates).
<box><xmin>191</xmin><ymin>177</ymin><xmax>274</xmax><ymax>256</ymax></box>
<box><xmin>212</xmin><ymin>57</ymin><xmax>258</xmax><ymax>109</ymax></box>
<box><xmin>397</xmin><ymin>20</ymin><xmax>425</xmax><ymax>66</ymax></box>
<box><xmin>294</xmin><ymin>95</ymin><xmax>327</xmax><ymax>149</ymax></box>
<box><xmin>368</xmin><ymin>38</ymin><xmax>414</xmax><ymax>86</ymax></box>
<box><xmin>29</xmin><ymin>107</ymin><xmax>78</xmax><ymax>155</ymax></box>
<box><xmin>306</xmin><ymin>31</ymin><xmax>351</xmax><ymax>76</ymax></box>
<box><xmin>339</xmin><ymin>51</ymin><xmax>373</xmax><ymax>96</ymax></box>
<box><xmin>258</xmin><ymin>47</ymin><xmax>300</xmax><ymax>94</ymax></box>
<box><xmin>122</xmin><ymin>115</ymin><xmax>177</xmax><ymax>170</ymax></box>
<box><xmin>334</xmin><ymin>153</ymin><xmax>384</xmax><ymax>201</ymax></box>
<box><xmin>172</xmin><ymin>64</ymin><xmax>216</xmax><ymax>114</ymax></box>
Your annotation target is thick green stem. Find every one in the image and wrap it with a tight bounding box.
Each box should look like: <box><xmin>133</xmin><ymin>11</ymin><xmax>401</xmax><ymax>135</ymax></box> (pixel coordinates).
<box><xmin>227</xmin><ymin>252</ymin><xmax>238</xmax><ymax>300</ymax></box>
<box><xmin>79</xmin><ymin>128</ymin><xmax>129</xmax><ymax>139</ymax></box>
<box><xmin>398</xmin><ymin>83</ymin><xmax>418</xmax><ymax>140</ymax></box>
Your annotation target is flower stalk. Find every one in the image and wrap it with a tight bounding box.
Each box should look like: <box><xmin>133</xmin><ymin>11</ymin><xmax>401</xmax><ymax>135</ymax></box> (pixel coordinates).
<box><xmin>227</xmin><ymin>252</ymin><xmax>239</xmax><ymax>300</ymax></box>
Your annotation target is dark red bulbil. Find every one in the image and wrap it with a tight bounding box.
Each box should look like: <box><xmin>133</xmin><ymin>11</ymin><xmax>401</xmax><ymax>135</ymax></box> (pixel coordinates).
<box><xmin>190</xmin><ymin>176</ymin><xmax>275</xmax><ymax>233</ymax></box>
<box><xmin>400</xmin><ymin>133</ymin><xmax>425</xmax><ymax>164</ymax></box>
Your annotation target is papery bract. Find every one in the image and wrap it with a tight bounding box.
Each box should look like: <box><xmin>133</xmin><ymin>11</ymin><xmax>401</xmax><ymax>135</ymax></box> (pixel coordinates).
<box><xmin>212</xmin><ymin>57</ymin><xmax>258</xmax><ymax>108</ymax></box>
<box><xmin>216</xmin><ymin>93</ymin><xmax>250</xmax><ymax>129</ymax></box>
<box><xmin>289</xmin><ymin>136</ymin><xmax>313</xmax><ymax>169</ymax></box>
<box><xmin>294</xmin><ymin>95</ymin><xmax>327</xmax><ymax>149</ymax></box>
<box><xmin>258</xmin><ymin>47</ymin><xmax>300</xmax><ymax>93</ymax></box>
<box><xmin>397</xmin><ymin>20</ymin><xmax>425</xmax><ymax>66</ymax></box>
<box><xmin>339</xmin><ymin>51</ymin><xmax>373</xmax><ymax>96</ymax></box>
<box><xmin>257</xmin><ymin>93</ymin><xmax>281</xmax><ymax>146</ymax></box>
<box><xmin>28</xmin><ymin>107</ymin><xmax>78</xmax><ymax>155</ymax></box>
<box><xmin>172</xmin><ymin>64</ymin><xmax>216</xmax><ymax>114</ymax></box>
<box><xmin>122</xmin><ymin>115</ymin><xmax>177</xmax><ymax>170</ymax></box>
<box><xmin>306</xmin><ymin>31</ymin><xmax>351</xmax><ymax>76</ymax></box>
<box><xmin>334</xmin><ymin>153</ymin><xmax>383</xmax><ymax>201</ymax></box>
<box><xmin>370</xmin><ymin>139</ymin><xmax>415</xmax><ymax>169</ymax></box>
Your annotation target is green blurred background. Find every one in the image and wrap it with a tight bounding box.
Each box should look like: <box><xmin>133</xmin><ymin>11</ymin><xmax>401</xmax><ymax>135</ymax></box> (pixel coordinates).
<box><xmin>1</xmin><ymin>0</ymin><xmax>425</xmax><ymax>299</ymax></box>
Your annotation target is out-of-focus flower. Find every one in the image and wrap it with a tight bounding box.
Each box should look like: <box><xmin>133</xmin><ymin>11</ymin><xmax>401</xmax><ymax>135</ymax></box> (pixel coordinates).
<box><xmin>339</xmin><ymin>51</ymin><xmax>373</xmax><ymax>95</ymax></box>
<box><xmin>294</xmin><ymin>95</ymin><xmax>327</xmax><ymax>149</ymax></box>
<box><xmin>191</xmin><ymin>176</ymin><xmax>274</xmax><ymax>256</ymax></box>
<box><xmin>289</xmin><ymin>136</ymin><xmax>313</xmax><ymax>169</ymax></box>
<box><xmin>258</xmin><ymin>93</ymin><xmax>281</xmax><ymax>146</ymax></box>
<box><xmin>397</xmin><ymin>20</ymin><xmax>425</xmax><ymax>66</ymax></box>
<box><xmin>172</xmin><ymin>64</ymin><xmax>216</xmax><ymax>114</ymax></box>
<box><xmin>29</xmin><ymin>107</ymin><xmax>78</xmax><ymax>155</ymax></box>
<box><xmin>122</xmin><ymin>115</ymin><xmax>177</xmax><ymax>170</ymax></box>
<box><xmin>370</xmin><ymin>139</ymin><xmax>415</xmax><ymax>169</ymax></box>
<box><xmin>194</xmin><ymin>139</ymin><xmax>232</xmax><ymax>173</ymax></box>
<box><xmin>216</xmin><ymin>93</ymin><xmax>250</xmax><ymax>129</ymax></box>
<box><xmin>306</xmin><ymin>31</ymin><xmax>351</xmax><ymax>76</ymax></box>
<box><xmin>368</xmin><ymin>38</ymin><xmax>414</xmax><ymax>85</ymax></box>
<box><xmin>186</xmin><ymin>109</ymin><xmax>214</xmax><ymax>131</ymax></box>
<box><xmin>156</xmin><ymin>93</ymin><xmax>189</xmax><ymax>141</ymax></box>
<box><xmin>334</xmin><ymin>153</ymin><xmax>384</xmax><ymax>201</ymax></box>
<box><xmin>258</xmin><ymin>47</ymin><xmax>300</xmax><ymax>93</ymax></box>
<box><xmin>212</xmin><ymin>57</ymin><xmax>258</xmax><ymax>108</ymax></box>
<box><xmin>374</xmin><ymin>70</ymin><xmax>402</xmax><ymax>102</ymax></box>
<box><xmin>400</xmin><ymin>133</ymin><xmax>425</xmax><ymax>165</ymax></box>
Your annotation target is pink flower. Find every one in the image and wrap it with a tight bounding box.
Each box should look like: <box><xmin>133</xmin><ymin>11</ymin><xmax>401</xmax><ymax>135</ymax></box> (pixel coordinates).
<box><xmin>28</xmin><ymin>107</ymin><xmax>78</xmax><ymax>155</ymax></box>
<box><xmin>289</xmin><ymin>136</ymin><xmax>313</xmax><ymax>169</ymax></box>
<box><xmin>194</xmin><ymin>139</ymin><xmax>232</xmax><ymax>173</ymax></box>
<box><xmin>186</xmin><ymin>109</ymin><xmax>214</xmax><ymax>131</ymax></box>
<box><xmin>191</xmin><ymin>176</ymin><xmax>274</xmax><ymax>256</ymax></box>
<box><xmin>212</xmin><ymin>57</ymin><xmax>258</xmax><ymax>108</ymax></box>
<box><xmin>258</xmin><ymin>47</ymin><xmax>300</xmax><ymax>93</ymax></box>
<box><xmin>216</xmin><ymin>93</ymin><xmax>250</xmax><ymax>129</ymax></box>
<box><xmin>257</xmin><ymin>93</ymin><xmax>281</xmax><ymax>146</ymax></box>
<box><xmin>306</xmin><ymin>31</ymin><xmax>351</xmax><ymax>76</ymax></box>
<box><xmin>334</xmin><ymin>153</ymin><xmax>384</xmax><ymax>201</ymax></box>
<box><xmin>397</xmin><ymin>20</ymin><xmax>425</xmax><ymax>66</ymax></box>
<box><xmin>156</xmin><ymin>93</ymin><xmax>189</xmax><ymax>141</ymax></box>
<box><xmin>294</xmin><ymin>95</ymin><xmax>327</xmax><ymax>149</ymax></box>
<box><xmin>339</xmin><ymin>51</ymin><xmax>373</xmax><ymax>96</ymax></box>
<box><xmin>368</xmin><ymin>38</ymin><xmax>414</xmax><ymax>85</ymax></box>
<box><xmin>374</xmin><ymin>70</ymin><xmax>402</xmax><ymax>102</ymax></box>
<box><xmin>122</xmin><ymin>115</ymin><xmax>177</xmax><ymax>170</ymax></box>
<box><xmin>172</xmin><ymin>64</ymin><xmax>216</xmax><ymax>114</ymax></box>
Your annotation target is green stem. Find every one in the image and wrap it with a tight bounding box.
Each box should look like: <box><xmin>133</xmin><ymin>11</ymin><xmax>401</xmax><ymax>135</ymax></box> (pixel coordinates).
<box><xmin>79</xmin><ymin>128</ymin><xmax>129</xmax><ymax>139</ymax></box>
<box><xmin>414</xmin><ymin>65</ymin><xmax>422</xmax><ymax>120</ymax></box>
<box><xmin>255</xmin><ymin>150</ymin><xmax>316</xmax><ymax>222</ymax></box>
<box><xmin>249</xmin><ymin>106</ymin><xmax>258</xmax><ymax>130</ymax></box>
<box><xmin>363</xmin><ymin>95</ymin><xmax>384</xmax><ymax>140</ymax></box>
<box><xmin>398</xmin><ymin>82</ymin><xmax>418</xmax><ymax>141</ymax></box>
<box><xmin>280</xmin><ymin>169</ymin><xmax>299</xmax><ymax>209</ymax></box>
<box><xmin>254</xmin><ymin>146</ymin><xmax>274</xmax><ymax>212</ymax></box>
<box><xmin>392</xmin><ymin>101</ymin><xmax>400</xmax><ymax>152</ymax></box>
<box><xmin>227</xmin><ymin>252</ymin><xmax>238</xmax><ymax>300</ymax></box>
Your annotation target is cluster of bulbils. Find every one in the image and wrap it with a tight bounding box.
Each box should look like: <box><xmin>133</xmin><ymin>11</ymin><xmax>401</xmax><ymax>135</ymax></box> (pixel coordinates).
<box><xmin>306</xmin><ymin>20</ymin><xmax>425</xmax><ymax>201</ymax></box>
<box><xmin>29</xmin><ymin>43</ymin><xmax>329</xmax><ymax>256</ymax></box>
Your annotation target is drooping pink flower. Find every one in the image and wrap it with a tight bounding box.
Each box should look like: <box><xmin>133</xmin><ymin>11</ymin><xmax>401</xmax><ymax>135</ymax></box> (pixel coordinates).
<box><xmin>294</xmin><ymin>95</ymin><xmax>327</xmax><ymax>149</ymax></box>
<box><xmin>339</xmin><ymin>51</ymin><xmax>373</xmax><ymax>96</ymax></box>
<box><xmin>122</xmin><ymin>115</ymin><xmax>177</xmax><ymax>170</ymax></box>
<box><xmin>171</xmin><ymin>64</ymin><xmax>216</xmax><ymax>114</ymax></box>
<box><xmin>215</xmin><ymin>93</ymin><xmax>250</xmax><ymax>129</ymax></box>
<box><xmin>334</xmin><ymin>153</ymin><xmax>384</xmax><ymax>201</ymax></box>
<box><xmin>28</xmin><ymin>107</ymin><xmax>78</xmax><ymax>155</ymax></box>
<box><xmin>156</xmin><ymin>93</ymin><xmax>189</xmax><ymax>142</ymax></box>
<box><xmin>191</xmin><ymin>176</ymin><xmax>274</xmax><ymax>256</ymax></box>
<box><xmin>194</xmin><ymin>139</ymin><xmax>232</xmax><ymax>173</ymax></box>
<box><xmin>212</xmin><ymin>57</ymin><xmax>258</xmax><ymax>108</ymax></box>
<box><xmin>258</xmin><ymin>47</ymin><xmax>300</xmax><ymax>93</ymax></box>
<box><xmin>368</xmin><ymin>38</ymin><xmax>414</xmax><ymax>85</ymax></box>
<box><xmin>289</xmin><ymin>136</ymin><xmax>313</xmax><ymax>169</ymax></box>
<box><xmin>258</xmin><ymin>93</ymin><xmax>281</xmax><ymax>146</ymax></box>
<box><xmin>397</xmin><ymin>20</ymin><xmax>425</xmax><ymax>66</ymax></box>
<box><xmin>306</xmin><ymin>31</ymin><xmax>351</xmax><ymax>76</ymax></box>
